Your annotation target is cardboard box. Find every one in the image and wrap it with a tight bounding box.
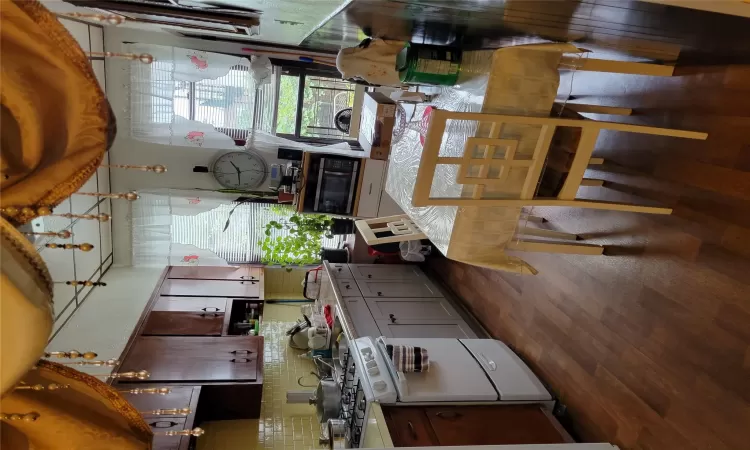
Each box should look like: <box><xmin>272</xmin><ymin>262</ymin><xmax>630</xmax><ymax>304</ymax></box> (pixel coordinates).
<box><xmin>358</xmin><ymin>92</ymin><xmax>396</xmax><ymax>161</ymax></box>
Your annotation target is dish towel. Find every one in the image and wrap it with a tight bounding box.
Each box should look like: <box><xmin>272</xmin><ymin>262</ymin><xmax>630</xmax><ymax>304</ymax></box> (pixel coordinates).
<box><xmin>385</xmin><ymin>345</ymin><xmax>430</xmax><ymax>373</ymax></box>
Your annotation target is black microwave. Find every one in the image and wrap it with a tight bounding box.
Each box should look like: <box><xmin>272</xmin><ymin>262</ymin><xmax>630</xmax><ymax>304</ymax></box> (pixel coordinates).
<box><xmin>311</xmin><ymin>157</ymin><xmax>360</xmax><ymax>215</ymax></box>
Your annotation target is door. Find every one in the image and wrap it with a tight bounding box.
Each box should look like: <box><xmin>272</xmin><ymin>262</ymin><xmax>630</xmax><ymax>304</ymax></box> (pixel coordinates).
<box><xmin>378</xmin><ymin>338</ymin><xmax>494</xmax><ymax>402</ymax></box>
<box><xmin>424</xmin><ymin>405</ymin><xmax>568</xmax><ymax>446</ymax></box>
<box><xmin>355</xmin><ymin>280</ymin><xmax>441</xmax><ymax>298</ymax></box>
<box><xmin>153</xmin><ymin>297</ymin><xmax>227</xmax><ymax>313</ymax></box>
<box><xmin>349</xmin><ymin>264</ymin><xmax>424</xmax><ymax>281</ymax></box>
<box><xmin>142</xmin><ymin>311</ymin><xmax>224</xmax><ymax>336</ymax></box>
<box><xmin>169</xmin><ymin>266</ymin><xmax>260</xmax><ymax>281</ymax></box>
<box><xmin>119</xmin><ymin>336</ymin><xmax>261</xmax><ymax>382</ymax></box>
<box><xmin>365</xmin><ymin>297</ymin><xmax>461</xmax><ymax>321</ymax></box>
<box><xmin>377</xmin><ymin>320</ymin><xmax>477</xmax><ymax>339</ymax></box>
<box><xmin>161</xmin><ymin>279</ymin><xmax>259</xmax><ymax>298</ymax></box>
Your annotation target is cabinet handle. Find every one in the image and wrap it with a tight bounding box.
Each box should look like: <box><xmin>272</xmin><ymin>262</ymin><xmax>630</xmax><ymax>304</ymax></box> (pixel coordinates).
<box><xmin>367</xmin><ymin>274</ymin><xmax>372</xmax><ymax>279</ymax></box>
<box><xmin>377</xmin><ymin>292</ymin><xmax>383</xmax><ymax>296</ymax></box>
<box><xmin>337</xmin><ymin>268</ymin><xmax>342</xmax><ymax>272</ymax></box>
<box><xmin>389</xmin><ymin>314</ymin><xmax>396</xmax><ymax>323</ymax></box>
<box><xmin>240</xmin><ymin>281</ymin><xmax>257</xmax><ymax>285</ymax></box>
<box><xmin>231</xmin><ymin>358</ymin><xmax>252</xmax><ymax>363</ymax></box>
<box><xmin>435</xmin><ymin>411</ymin><xmax>462</xmax><ymax>420</ymax></box>
<box><xmin>150</xmin><ymin>421</ymin><xmax>180</xmax><ymax>428</ymax></box>
<box><xmin>407</xmin><ymin>421</ymin><xmax>418</xmax><ymax>440</ymax></box>
<box><xmin>240</xmin><ymin>276</ymin><xmax>258</xmax><ymax>280</ymax></box>
<box><xmin>201</xmin><ymin>307</ymin><xmax>220</xmax><ymax>312</ymax></box>
<box><xmin>345</xmin><ymin>284</ymin><xmax>351</xmax><ymax>289</ymax></box>
<box><xmin>230</xmin><ymin>350</ymin><xmax>254</xmax><ymax>354</ymax></box>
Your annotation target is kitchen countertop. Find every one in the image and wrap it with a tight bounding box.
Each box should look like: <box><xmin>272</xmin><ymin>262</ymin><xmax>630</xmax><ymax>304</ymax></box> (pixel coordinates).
<box><xmin>319</xmin><ymin>261</ymin><xmax>394</xmax><ymax>448</ymax></box>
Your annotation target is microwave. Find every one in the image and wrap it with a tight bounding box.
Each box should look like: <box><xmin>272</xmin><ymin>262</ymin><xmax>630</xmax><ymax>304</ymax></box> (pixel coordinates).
<box><xmin>312</xmin><ymin>157</ymin><xmax>360</xmax><ymax>215</ymax></box>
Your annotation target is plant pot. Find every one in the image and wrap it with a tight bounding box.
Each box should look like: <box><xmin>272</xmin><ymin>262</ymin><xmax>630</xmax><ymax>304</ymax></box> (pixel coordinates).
<box><xmin>330</xmin><ymin>218</ymin><xmax>355</xmax><ymax>235</ymax></box>
<box><xmin>320</xmin><ymin>248</ymin><xmax>349</xmax><ymax>263</ymax></box>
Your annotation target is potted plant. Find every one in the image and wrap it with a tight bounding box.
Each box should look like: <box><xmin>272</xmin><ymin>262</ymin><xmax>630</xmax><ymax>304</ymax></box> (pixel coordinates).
<box><xmin>258</xmin><ymin>213</ymin><xmax>332</xmax><ymax>267</ymax></box>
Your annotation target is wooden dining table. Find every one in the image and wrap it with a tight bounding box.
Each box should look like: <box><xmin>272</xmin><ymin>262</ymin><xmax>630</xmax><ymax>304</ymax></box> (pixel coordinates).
<box><xmin>384</xmin><ymin>43</ymin><xmax>581</xmax><ymax>275</ymax></box>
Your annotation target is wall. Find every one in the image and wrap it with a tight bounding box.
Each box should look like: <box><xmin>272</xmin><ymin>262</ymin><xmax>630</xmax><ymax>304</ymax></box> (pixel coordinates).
<box><xmin>46</xmin><ymin>266</ymin><xmax>164</xmax><ymax>376</ymax></box>
<box><xmin>263</xmin><ymin>268</ymin><xmax>310</xmax><ymax>300</ymax></box>
<box><xmin>196</xmin><ymin>303</ymin><xmax>325</xmax><ymax>450</ymax></box>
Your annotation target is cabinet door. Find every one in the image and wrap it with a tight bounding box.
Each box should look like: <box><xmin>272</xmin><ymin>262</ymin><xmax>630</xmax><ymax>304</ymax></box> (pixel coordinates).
<box><xmin>169</xmin><ymin>265</ymin><xmax>259</xmax><ymax>281</ymax></box>
<box><xmin>328</xmin><ymin>263</ymin><xmax>354</xmax><ymax>279</ymax></box>
<box><xmin>424</xmin><ymin>405</ymin><xmax>568</xmax><ymax>446</ymax></box>
<box><xmin>161</xmin><ymin>279</ymin><xmax>259</xmax><ymax>298</ymax></box>
<box><xmin>119</xmin><ymin>336</ymin><xmax>261</xmax><ymax>382</ymax></box>
<box><xmin>153</xmin><ymin>297</ymin><xmax>227</xmax><ymax>313</ymax></box>
<box><xmin>381</xmin><ymin>406</ymin><xmax>438</xmax><ymax>447</ymax></box>
<box><xmin>376</xmin><ymin>320</ymin><xmax>477</xmax><ymax>338</ymax></box>
<box><xmin>343</xmin><ymin>298</ymin><xmax>381</xmax><ymax>338</ymax></box>
<box><xmin>142</xmin><ymin>311</ymin><xmax>224</xmax><ymax>336</ymax></box>
<box><xmin>365</xmin><ymin>297</ymin><xmax>461</xmax><ymax>321</ymax></box>
<box><xmin>349</xmin><ymin>264</ymin><xmax>424</xmax><ymax>281</ymax></box>
<box><xmin>337</xmin><ymin>279</ymin><xmax>362</xmax><ymax>297</ymax></box>
<box><xmin>356</xmin><ymin>279</ymin><xmax>441</xmax><ymax>298</ymax></box>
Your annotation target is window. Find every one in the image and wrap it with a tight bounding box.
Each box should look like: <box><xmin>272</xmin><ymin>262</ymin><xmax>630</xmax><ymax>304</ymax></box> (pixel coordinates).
<box><xmin>171</xmin><ymin>202</ymin><xmax>342</xmax><ymax>263</ymax></box>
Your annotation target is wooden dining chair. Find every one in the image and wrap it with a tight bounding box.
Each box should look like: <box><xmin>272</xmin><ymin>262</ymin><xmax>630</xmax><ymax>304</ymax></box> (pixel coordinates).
<box><xmin>413</xmin><ymin>108</ymin><xmax>708</xmax><ymax>214</ymax></box>
<box><xmin>355</xmin><ymin>214</ymin><xmax>427</xmax><ymax>245</ymax></box>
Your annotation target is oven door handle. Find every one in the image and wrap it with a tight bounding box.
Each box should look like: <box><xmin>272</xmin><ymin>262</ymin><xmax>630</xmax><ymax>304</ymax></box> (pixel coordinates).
<box><xmin>313</xmin><ymin>158</ymin><xmax>325</xmax><ymax>211</ymax></box>
<box><xmin>345</xmin><ymin>160</ymin><xmax>359</xmax><ymax>214</ymax></box>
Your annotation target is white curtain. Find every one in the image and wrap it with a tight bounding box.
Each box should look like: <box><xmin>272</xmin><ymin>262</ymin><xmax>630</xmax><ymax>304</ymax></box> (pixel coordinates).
<box><xmin>127</xmin><ymin>43</ymin><xmax>256</xmax><ymax>145</ymax></box>
<box><xmin>132</xmin><ymin>190</ymin><xmax>233</xmax><ymax>267</ymax></box>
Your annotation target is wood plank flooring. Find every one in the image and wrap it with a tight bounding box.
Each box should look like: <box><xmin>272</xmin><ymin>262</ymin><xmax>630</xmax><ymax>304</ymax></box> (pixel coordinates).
<box><xmin>427</xmin><ymin>64</ymin><xmax>750</xmax><ymax>450</ymax></box>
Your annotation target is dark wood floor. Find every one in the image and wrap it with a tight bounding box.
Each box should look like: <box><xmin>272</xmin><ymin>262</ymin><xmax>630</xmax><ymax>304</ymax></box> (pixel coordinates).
<box><xmin>302</xmin><ymin>0</ymin><xmax>750</xmax><ymax>64</ymax></box>
<box><xmin>427</xmin><ymin>64</ymin><xmax>750</xmax><ymax>450</ymax></box>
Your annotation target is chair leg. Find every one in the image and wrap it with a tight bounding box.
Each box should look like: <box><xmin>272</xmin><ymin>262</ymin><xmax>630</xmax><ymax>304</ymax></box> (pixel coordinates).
<box><xmin>580</xmin><ymin>178</ymin><xmax>605</xmax><ymax>187</ymax></box>
<box><xmin>519</xmin><ymin>226</ymin><xmax>579</xmax><ymax>241</ymax></box>
<box><xmin>564</xmin><ymin>103</ymin><xmax>633</xmax><ymax>116</ymax></box>
<box><xmin>588</xmin><ymin>157</ymin><xmax>605</xmax><ymax>165</ymax></box>
<box><xmin>560</xmin><ymin>56</ymin><xmax>674</xmax><ymax>77</ymax></box>
<box><xmin>508</xmin><ymin>239</ymin><xmax>604</xmax><ymax>255</ymax></box>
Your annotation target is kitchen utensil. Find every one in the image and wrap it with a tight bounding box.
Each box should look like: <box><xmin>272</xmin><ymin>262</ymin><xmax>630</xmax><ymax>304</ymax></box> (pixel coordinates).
<box><xmin>309</xmin><ymin>378</ymin><xmax>341</xmax><ymax>423</ymax></box>
<box><xmin>326</xmin><ymin>418</ymin><xmax>348</xmax><ymax>449</ymax></box>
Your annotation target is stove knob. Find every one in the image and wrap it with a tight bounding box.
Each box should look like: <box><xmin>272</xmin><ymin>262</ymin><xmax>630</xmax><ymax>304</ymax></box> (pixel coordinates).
<box><xmin>367</xmin><ymin>366</ymin><xmax>380</xmax><ymax>376</ymax></box>
<box><xmin>360</xmin><ymin>347</ymin><xmax>372</xmax><ymax>358</ymax></box>
<box><xmin>373</xmin><ymin>380</ymin><xmax>386</xmax><ymax>391</ymax></box>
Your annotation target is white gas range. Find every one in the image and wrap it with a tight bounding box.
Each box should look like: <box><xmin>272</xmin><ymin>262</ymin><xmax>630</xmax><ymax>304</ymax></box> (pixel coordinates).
<box><xmin>334</xmin><ymin>330</ymin><xmax>555</xmax><ymax>448</ymax></box>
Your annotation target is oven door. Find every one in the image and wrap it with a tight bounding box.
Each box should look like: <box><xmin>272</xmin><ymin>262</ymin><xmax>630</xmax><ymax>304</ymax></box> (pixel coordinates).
<box><xmin>314</xmin><ymin>158</ymin><xmax>359</xmax><ymax>214</ymax></box>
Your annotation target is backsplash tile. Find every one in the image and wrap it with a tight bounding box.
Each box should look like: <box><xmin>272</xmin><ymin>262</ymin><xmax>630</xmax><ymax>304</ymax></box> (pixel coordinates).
<box><xmin>197</xmin><ymin>304</ymin><xmax>327</xmax><ymax>450</ymax></box>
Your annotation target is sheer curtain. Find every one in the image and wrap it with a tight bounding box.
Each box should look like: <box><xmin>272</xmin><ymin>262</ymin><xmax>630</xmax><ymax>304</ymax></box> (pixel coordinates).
<box><xmin>132</xmin><ymin>191</ymin><xmax>342</xmax><ymax>266</ymax></box>
<box><xmin>127</xmin><ymin>43</ymin><xmax>264</xmax><ymax>145</ymax></box>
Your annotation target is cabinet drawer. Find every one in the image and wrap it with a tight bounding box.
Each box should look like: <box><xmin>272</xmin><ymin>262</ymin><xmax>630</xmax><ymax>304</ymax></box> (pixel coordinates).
<box><xmin>169</xmin><ymin>266</ymin><xmax>259</xmax><ymax>281</ymax></box>
<box><xmin>343</xmin><ymin>298</ymin><xmax>381</xmax><ymax>338</ymax></box>
<box><xmin>355</xmin><ymin>160</ymin><xmax>386</xmax><ymax>218</ymax></box>
<box><xmin>349</xmin><ymin>264</ymin><xmax>424</xmax><ymax>281</ymax></box>
<box><xmin>365</xmin><ymin>297</ymin><xmax>461</xmax><ymax>321</ymax></box>
<box><xmin>153</xmin><ymin>297</ymin><xmax>227</xmax><ymax>313</ymax></box>
<box><xmin>142</xmin><ymin>311</ymin><xmax>224</xmax><ymax>336</ymax></box>
<box><xmin>355</xmin><ymin>279</ymin><xmax>441</xmax><ymax>298</ymax></box>
<box><xmin>161</xmin><ymin>279</ymin><xmax>259</xmax><ymax>298</ymax></box>
<box><xmin>376</xmin><ymin>319</ymin><xmax>477</xmax><ymax>338</ymax></box>
<box><xmin>336</xmin><ymin>279</ymin><xmax>362</xmax><ymax>297</ymax></box>
<box><xmin>122</xmin><ymin>386</ymin><xmax>198</xmax><ymax>418</ymax></box>
<box><xmin>149</xmin><ymin>417</ymin><xmax>186</xmax><ymax>450</ymax></box>
<box><xmin>328</xmin><ymin>263</ymin><xmax>354</xmax><ymax>279</ymax></box>
<box><xmin>382</xmin><ymin>407</ymin><xmax>437</xmax><ymax>447</ymax></box>
<box><xmin>424</xmin><ymin>405</ymin><xmax>568</xmax><ymax>446</ymax></box>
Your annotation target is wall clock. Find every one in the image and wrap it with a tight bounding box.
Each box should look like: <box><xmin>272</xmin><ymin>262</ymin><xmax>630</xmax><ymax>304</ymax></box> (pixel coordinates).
<box><xmin>212</xmin><ymin>150</ymin><xmax>268</xmax><ymax>190</ymax></box>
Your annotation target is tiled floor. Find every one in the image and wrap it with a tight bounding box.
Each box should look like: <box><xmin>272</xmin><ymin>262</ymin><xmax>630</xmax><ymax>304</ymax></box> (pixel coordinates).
<box><xmin>42</xmin><ymin>18</ymin><xmax>112</xmax><ymax>339</ymax></box>
<box><xmin>197</xmin><ymin>304</ymin><xmax>327</xmax><ymax>450</ymax></box>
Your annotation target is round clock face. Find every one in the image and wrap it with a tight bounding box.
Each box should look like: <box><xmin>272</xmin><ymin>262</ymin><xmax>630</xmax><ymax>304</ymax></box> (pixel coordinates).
<box><xmin>212</xmin><ymin>151</ymin><xmax>268</xmax><ymax>190</ymax></box>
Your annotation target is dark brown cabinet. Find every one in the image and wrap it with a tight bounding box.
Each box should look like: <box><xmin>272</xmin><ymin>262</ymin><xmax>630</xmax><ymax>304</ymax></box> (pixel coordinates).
<box><xmin>123</xmin><ymin>386</ymin><xmax>200</xmax><ymax>450</ymax></box>
<box><xmin>168</xmin><ymin>266</ymin><xmax>260</xmax><ymax>281</ymax></box>
<box><xmin>382</xmin><ymin>405</ymin><xmax>570</xmax><ymax>447</ymax></box>
<box><xmin>153</xmin><ymin>297</ymin><xmax>227</xmax><ymax>313</ymax></box>
<box><xmin>142</xmin><ymin>311</ymin><xmax>224</xmax><ymax>336</ymax></box>
<box><xmin>161</xmin><ymin>279</ymin><xmax>260</xmax><ymax>298</ymax></box>
<box><xmin>119</xmin><ymin>336</ymin><xmax>261</xmax><ymax>383</ymax></box>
